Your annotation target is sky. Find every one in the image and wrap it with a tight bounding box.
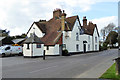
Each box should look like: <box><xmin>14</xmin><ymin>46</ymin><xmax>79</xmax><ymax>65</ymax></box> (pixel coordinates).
<box><xmin>0</xmin><ymin>0</ymin><xmax>119</xmax><ymax>36</ymax></box>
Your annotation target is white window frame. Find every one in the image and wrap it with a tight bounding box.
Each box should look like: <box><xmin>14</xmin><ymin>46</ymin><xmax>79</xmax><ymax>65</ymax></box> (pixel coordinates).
<box><xmin>76</xmin><ymin>32</ymin><xmax>79</xmax><ymax>41</ymax></box>
<box><xmin>88</xmin><ymin>44</ymin><xmax>90</xmax><ymax>51</ymax></box>
<box><xmin>95</xmin><ymin>37</ymin><xmax>97</xmax><ymax>43</ymax></box>
<box><xmin>76</xmin><ymin>44</ymin><xmax>79</xmax><ymax>51</ymax></box>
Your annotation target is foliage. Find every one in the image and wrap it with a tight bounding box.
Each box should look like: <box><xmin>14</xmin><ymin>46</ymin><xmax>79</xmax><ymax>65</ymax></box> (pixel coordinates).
<box><xmin>118</xmin><ymin>35</ymin><xmax>120</xmax><ymax>46</ymax></box>
<box><xmin>99</xmin><ymin>63</ymin><xmax>120</xmax><ymax>79</ymax></box>
<box><xmin>105</xmin><ymin>31</ymin><xmax>118</xmax><ymax>47</ymax></box>
<box><xmin>99</xmin><ymin>42</ymin><xmax>108</xmax><ymax>51</ymax></box>
<box><xmin>0</xmin><ymin>29</ymin><xmax>10</xmax><ymax>37</ymax></box>
<box><xmin>101</xmin><ymin>23</ymin><xmax>116</xmax><ymax>41</ymax></box>
<box><xmin>12</xmin><ymin>33</ymin><xmax>27</xmax><ymax>39</ymax></box>
<box><xmin>62</xmin><ymin>49</ymin><xmax>69</xmax><ymax>56</ymax></box>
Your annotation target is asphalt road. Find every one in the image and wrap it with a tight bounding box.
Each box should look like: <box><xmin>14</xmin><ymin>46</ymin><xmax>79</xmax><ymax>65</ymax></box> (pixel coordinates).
<box><xmin>2</xmin><ymin>49</ymin><xmax>118</xmax><ymax>78</ymax></box>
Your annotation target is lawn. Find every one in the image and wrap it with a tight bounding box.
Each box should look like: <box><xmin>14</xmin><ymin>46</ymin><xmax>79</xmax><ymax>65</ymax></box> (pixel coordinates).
<box><xmin>99</xmin><ymin>63</ymin><xmax>120</xmax><ymax>80</ymax></box>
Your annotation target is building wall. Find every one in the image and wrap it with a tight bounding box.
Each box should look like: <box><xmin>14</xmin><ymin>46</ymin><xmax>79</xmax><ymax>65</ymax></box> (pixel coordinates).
<box><xmin>63</xmin><ymin>19</ymin><xmax>99</xmax><ymax>53</ymax></box>
<box><xmin>44</xmin><ymin>44</ymin><xmax>60</xmax><ymax>55</ymax></box>
<box><xmin>23</xmin><ymin>43</ymin><xmax>44</xmax><ymax>57</ymax></box>
<box><xmin>27</xmin><ymin>23</ymin><xmax>44</xmax><ymax>37</ymax></box>
<box><xmin>33</xmin><ymin>44</ymin><xmax>44</xmax><ymax>56</ymax></box>
<box><xmin>93</xmin><ymin>27</ymin><xmax>99</xmax><ymax>51</ymax></box>
<box><xmin>63</xmin><ymin>19</ymin><xmax>83</xmax><ymax>53</ymax></box>
<box><xmin>23</xmin><ymin>44</ymin><xmax>32</xmax><ymax>56</ymax></box>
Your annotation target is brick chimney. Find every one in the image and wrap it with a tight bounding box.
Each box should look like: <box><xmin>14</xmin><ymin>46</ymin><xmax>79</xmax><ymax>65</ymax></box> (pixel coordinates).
<box><xmin>53</xmin><ymin>8</ymin><xmax>62</xmax><ymax>19</ymax></box>
<box><xmin>83</xmin><ymin>16</ymin><xmax>87</xmax><ymax>27</ymax></box>
<box><xmin>61</xmin><ymin>10</ymin><xmax>67</xmax><ymax>31</ymax></box>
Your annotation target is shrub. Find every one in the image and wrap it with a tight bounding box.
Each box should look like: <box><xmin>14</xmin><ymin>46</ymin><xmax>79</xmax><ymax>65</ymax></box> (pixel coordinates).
<box><xmin>62</xmin><ymin>49</ymin><xmax>69</xmax><ymax>56</ymax></box>
<box><xmin>99</xmin><ymin>43</ymin><xmax>108</xmax><ymax>51</ymax></box>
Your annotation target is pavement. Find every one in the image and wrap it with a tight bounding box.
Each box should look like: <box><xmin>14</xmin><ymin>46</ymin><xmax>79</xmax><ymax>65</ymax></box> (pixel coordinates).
<box><xmin>2</xmin><ymin>49</ymin><xmax>118</xmax><ymax>78</ymax></box>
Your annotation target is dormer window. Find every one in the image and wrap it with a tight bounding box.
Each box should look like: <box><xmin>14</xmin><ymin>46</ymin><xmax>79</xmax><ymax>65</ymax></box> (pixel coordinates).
<box><xmin>80</xmin><ymin>29</ymin><xmax>84</xmax><ymax>35</ymax></box>
<box><xmin>76</xmin><ymin>32</ymin><xmax>79</xmax><ymax>41</ymax></box>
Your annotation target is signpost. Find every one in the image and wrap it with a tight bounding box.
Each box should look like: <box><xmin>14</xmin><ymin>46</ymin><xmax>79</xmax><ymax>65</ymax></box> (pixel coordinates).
<box><xmin>43</xmin><ymin>50</ymin><xmax>45</xmax><ymax>60</ymax></box>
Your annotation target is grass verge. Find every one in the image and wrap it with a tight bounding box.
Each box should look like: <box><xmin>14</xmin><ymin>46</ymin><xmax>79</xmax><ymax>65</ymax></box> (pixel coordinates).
<box><xmin>99</xmin><ymin>63</ymin><xmax>120</xmax><ymax>80</ymax></box>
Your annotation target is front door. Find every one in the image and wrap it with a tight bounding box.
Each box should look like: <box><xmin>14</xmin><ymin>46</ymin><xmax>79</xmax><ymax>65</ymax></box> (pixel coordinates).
<box><xmin>84</xmin><ymin>44</ymin><xmax>86</xmax><ymax>53</ymax></box>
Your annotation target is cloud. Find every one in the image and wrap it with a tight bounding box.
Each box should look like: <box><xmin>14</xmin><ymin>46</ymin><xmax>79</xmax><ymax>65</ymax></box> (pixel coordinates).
<box><xmin>0</xmin><ymin>0</ymin><xmax>118</xmax><ymax>36</ymax></box>
<box><xmin>90</xmin><ymin>16</ymin><xmax>118</xmax><ymax>34</ymax></box>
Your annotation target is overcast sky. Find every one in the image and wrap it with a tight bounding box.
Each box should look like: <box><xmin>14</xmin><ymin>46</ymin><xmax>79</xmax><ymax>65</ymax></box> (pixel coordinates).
<box><xmin>0</xmin><ymin>0</ymin><xmax>119</xmax><ymax>36</ymax></box>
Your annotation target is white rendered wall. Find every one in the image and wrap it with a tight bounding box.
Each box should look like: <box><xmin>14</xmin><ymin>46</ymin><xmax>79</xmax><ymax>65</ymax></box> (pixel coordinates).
<box><xmin>33</xmin><ymin>44</ymin><xmax>44</xmax><ymax>56</ymax></box>
<box><xmin>44</xmin><ymin>44</ymin><xmax>60</xmax><ymax>55</ymax></box>
<box><xmin>93</xmin><ymin>27</ymin><xmax>99</xmax><ymax>51</ymax></box>
<box><xmin>63</xmin><ymin>19</ymin><xmax>82</xmax><ymax>53</ymax></box>
<box><xmin>27</xmin><ymin>23</ymin><xmax>44</xmax><ymax>37</ymax></box>
<box><xmin>23</xmin><ymin>44</ymin><xmax>32</xmax><ymax>56</ymax></box>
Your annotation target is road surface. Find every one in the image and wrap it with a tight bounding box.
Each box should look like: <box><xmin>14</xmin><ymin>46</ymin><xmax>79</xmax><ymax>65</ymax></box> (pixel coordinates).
<box><xmin>2</xmin><ymin>49</ymin><xmax>118</xmax><ymax>78</ymax></box>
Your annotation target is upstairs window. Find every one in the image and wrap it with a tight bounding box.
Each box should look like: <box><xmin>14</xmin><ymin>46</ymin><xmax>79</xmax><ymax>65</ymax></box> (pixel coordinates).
<box><xmin>95</xmin><ymin>37</ymin><xmax>97</xmax><ymax>43</ymax></box>
<box><xmin>76</xmin><ymin>32</ymin><xmax>79</xmax><ymax>41</ymax></box>
<box><xmin>88</xmin><ymin>36</ymin><xmax>90</xmax><ymax>42</ymax></box>
<box><xmin>36</xmin><ymin>44</ymin><xmax>41</xmax><ymax>48</ymax></box>
<box><xmin>79</xmin><ymin>29</ymin><xmax>84</xmax><ymax>35</ymax></box>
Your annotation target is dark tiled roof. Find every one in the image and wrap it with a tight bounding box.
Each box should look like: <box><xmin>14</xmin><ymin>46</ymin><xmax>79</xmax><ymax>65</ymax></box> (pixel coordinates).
<box><xmin>32</xmin><ymin>16</ymin><xmax>78</xmax><ymax>46</ymax></box>
<box><xmin>41</xmin><ymin>32</ymin><xmax>62</xmax><ymax>46</ymax></box>
<box><xmin>82</xmin><ymin>22</ymin><xmax>99</xmax><ymax>36</ymax></box>
<box><xmin>65</xmin><ymin>16</ymin><xmax>78</xmax><ymax>30</ymax></box>
<box><xmin>24</xmin><ymin>33</ymin><xmax>44</xmax><ymax>44</ymax></box>
<box><xmin>35</xmin><ymin>22</ymin><xmax>47</xmax><ymax>33</ymax></box>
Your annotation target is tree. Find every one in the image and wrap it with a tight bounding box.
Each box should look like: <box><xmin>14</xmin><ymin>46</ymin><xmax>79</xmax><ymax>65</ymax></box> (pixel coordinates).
<box><xmin>118</xmin><ymin>26</ymin><xmax>120</xmax><ymax>46</ymax></box>
<box><xmin>105</xmin><ymin>31</ymin><xmax>118</xmax><ymax>47</ymax></box>
<box><xmin>0</xmin><ymin>29</ymin><xmax>10</xmax><ymax>37</ymax></box>
<box><xmin>12</xmin><ymin>33</ymin><xmax>27</xmax><ymax>39</ymax></box>
<box><xmin>118</xmin><ymin>35</ymin><xmax>120</xmax><ymax>46</ymax></box>
<box><xmin>101</xmin><ymin>23</ymin><xmax>116</xmax><ymax>41</ymax></box>
<box><xmin>101</xmin><ymin>29</ymin><xmax>106</xmax><ymax>41</ymax></box>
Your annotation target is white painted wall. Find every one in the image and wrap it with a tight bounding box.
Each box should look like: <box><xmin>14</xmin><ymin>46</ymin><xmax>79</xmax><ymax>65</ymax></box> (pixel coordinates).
<box><xmin>23</xmin><ymin>43</ymin><xmax>44</xmax><ymax>57</ymax></box>
<box><xmin>33</xmin><ymin>44</ymin><xmax>44</xmax><ymax>56</ymax></box>
<box><xmin>27</xmin><ymin>23</ymin><xmax>44</xmax><ymax>37</ymax></box>
<box><xmin>63</xmin><ymin>19</ymin><xmax>83</xmax><ymax>53</ymax></box>
<box><xmin>93</xmin><ymin>27</ymin><xmax>99</xmax><ymax>51</ymax></box>
<box><xmin>79</xmin><ymin>34</ymin><xmax>88</xmax><ymax>52</ymax></box>
<box><xmin>23</xmin><ymin>44</ymin><xmax>32</xmax><ymax>56</ymax></box>
<box><xmin>44</xmin><ymin>44</ymin><xmax>60</xmax><ymax>55</ymax></box>
<box><xmin>63</xmin><ymin>18</ymin><xmax>99</xmax><ymax>53</ymax></box>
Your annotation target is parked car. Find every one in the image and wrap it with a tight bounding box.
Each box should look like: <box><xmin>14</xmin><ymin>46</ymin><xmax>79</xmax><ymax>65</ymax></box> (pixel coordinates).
<box><xmin>0</xmin><ymin>45</ymin><xmax>23</xmax><ymax>57</ymax></box>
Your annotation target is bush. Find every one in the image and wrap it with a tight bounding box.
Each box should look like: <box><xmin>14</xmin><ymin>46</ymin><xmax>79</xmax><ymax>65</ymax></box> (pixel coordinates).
<box><xmin>99</xmin><ymin>43</ymin><xmax>108</xmax><ymax>51</ymax></box>
<box><xmin>62</xmin><ymin>49</ymin><xmax>70</xmax><ymax>56</ymax></box>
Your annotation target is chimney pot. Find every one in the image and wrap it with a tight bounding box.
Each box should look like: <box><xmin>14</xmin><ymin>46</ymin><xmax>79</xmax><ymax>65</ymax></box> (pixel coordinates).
<box><xmin>83</xmin><ymin>16</ymin><xmax>87</xmax><ymax>27</ymax></box>
<box><xmin>83</xmin><ymin>16</ymin><xmax>86</xmax><ymax>19</ymax></box>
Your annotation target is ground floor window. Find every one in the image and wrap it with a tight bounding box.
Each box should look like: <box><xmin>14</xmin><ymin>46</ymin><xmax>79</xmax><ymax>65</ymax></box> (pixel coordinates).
<box><xmin>95</xmin><ymin>45</ymin><xmax>97</xmax><ymax>50</ymax></box>
<box><xmin>76</xmin><ymin>44</ymin><xmax>79</xmax><ymax>51</ymax></box>
<box><xmin>88</xmin><ymin>44</ymin><xmax>90</xmax><ymax>51</ymax></box>
<box><xmin>47</xmin><ymin>46</ymin><xmax>49</xmax><ymax>50</ymax></box>
<box><xmin>62</xmin><ymin>44</ymin><xmax>66</xmax><ymax>50</ymax></box>
<box><xmin>36</xmin><ymin>44</ymin><xmax>41</xmax><ymax>48</ymax></box>
<box><xmin>27</xmin><ymin>44</ymin><xmax>30</xmax><ymax>49</ymax></box>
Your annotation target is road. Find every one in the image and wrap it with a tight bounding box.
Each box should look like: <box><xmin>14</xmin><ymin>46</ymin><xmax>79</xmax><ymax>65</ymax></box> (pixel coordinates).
<box><xmin>2</xmin><ymin>49</ymin><xmax>118</xmax><ymax>78</ymax></box>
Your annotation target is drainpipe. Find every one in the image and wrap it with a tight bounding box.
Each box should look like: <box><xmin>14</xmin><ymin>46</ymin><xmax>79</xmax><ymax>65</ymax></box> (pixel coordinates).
<box><xmin>61</xmin><ymin>10</ymin><xmax>67</xmax><ymax>56</ymax></box>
